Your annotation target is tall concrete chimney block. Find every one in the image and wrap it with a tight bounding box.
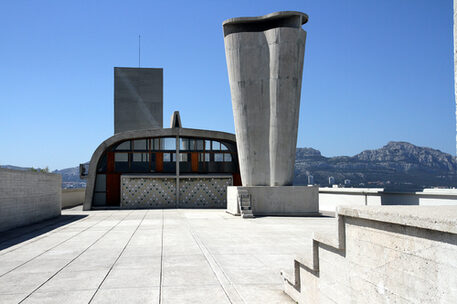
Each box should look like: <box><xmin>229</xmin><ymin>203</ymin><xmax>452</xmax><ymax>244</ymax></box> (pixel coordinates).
<box><xmin>114</xmin><ymin>67</ymin><xmax>163</xmax><ymax>133</ymax></box>
<box><xmin>223</xmin><ymin>11</ymin><xmax>308</xmax><ymax>186</ymax></box>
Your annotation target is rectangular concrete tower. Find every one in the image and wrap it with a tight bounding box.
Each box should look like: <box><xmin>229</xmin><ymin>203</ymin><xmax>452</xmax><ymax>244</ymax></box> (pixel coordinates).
<box><xmin>114</xmin><ymin>67</ymin><xmax>163</xmax><ymax>133</ymax></box>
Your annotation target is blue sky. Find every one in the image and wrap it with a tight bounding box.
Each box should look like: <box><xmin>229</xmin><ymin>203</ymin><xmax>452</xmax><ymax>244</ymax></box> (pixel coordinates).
<box><xmin>0</xmin><ymin>0</ymin><xmax>454</xmax><ymax>170</ymax></box>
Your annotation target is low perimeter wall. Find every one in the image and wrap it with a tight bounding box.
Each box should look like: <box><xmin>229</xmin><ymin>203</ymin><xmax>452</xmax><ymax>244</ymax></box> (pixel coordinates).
<box><xmin>319</xmin><ymin>187</ymin><xmax>457</xmax><ymax>214</ymax></box>
<box><xmin>283</xmin><ymin>205</ymin><xmax>457</xmax><ymax>303</ymax></box>
<box><xmin>227</xmin><ymin>186</ymin><xmax>319</xmax><ymax>216</ymax></box>
<box><xmin>61</xmin><ymin>188</ymin><xmax>85</xmax><ymax>209</ymax></box>
<box><xmin>0</xmin><ymin>168</ymin><xmax>61</xmax><ymax>232</ymax></box>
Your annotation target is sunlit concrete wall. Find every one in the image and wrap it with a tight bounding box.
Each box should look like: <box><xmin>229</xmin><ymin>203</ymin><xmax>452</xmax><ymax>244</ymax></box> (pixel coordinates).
<box><xmin>284</xmin><ymin>206</ymin><xmax>457</xmax><ymax>303</ymax></box>
<box><xmin>0</xmin><ymin>168</ymin><xmax>61</xmax><ymax>232</ymax></box>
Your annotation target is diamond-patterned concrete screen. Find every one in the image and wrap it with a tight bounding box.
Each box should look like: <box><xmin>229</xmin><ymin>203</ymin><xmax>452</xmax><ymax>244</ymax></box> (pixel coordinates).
<box><xmin>121</xmin><ymin>177</ymin><xmax>176</xmax><ymax>208</ymax></box>
<box><xmin>179</xmin><ymin>177</ymin><xmax>233</xmax><ymax>208</ymax></box>
<box><xmin>120</xmin><ymin>176</ymin><xmax>232</xmax><ymax>208</ymax></box>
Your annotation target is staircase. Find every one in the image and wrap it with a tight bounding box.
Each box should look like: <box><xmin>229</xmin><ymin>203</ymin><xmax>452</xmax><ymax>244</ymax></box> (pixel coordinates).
<box><xmin>237</xmin><ymin>189</ymin><xmax>254</xmax><ymax>218</ymax></box>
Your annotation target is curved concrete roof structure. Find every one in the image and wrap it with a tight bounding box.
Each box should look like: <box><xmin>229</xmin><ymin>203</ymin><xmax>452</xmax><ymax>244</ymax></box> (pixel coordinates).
<box><xmin>83</xmin><ymin>128</ymin><xmax>236</xmax><ymax>210</ymax></box>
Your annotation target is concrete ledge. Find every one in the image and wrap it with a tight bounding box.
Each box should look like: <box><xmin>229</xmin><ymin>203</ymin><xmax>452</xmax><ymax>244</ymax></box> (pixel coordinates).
<box><xmin>283</xmin><ymin>205</ymin><xmax>457</xmax><ymax>303</ymax></box>
<box><xmin>338</xmin><ymin>205</ymin><xmax>457</xmax><ymax>234</ymax></box>
<box><xmin>61</xmin><ymin>188</ymin><xmax>85</xmax><ymax>209</ymax></box>
<box><xmin>227</xmin><ymin>186</ymin><xmax>319</xmax><ymax>216</ymax></box>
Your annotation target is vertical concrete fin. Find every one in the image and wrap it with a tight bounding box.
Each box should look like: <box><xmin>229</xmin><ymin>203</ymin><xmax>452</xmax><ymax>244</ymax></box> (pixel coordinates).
<box><xmin>170</xmin><ymin>111</ymin><xmax>182</xmax><ymax>128</ymax></box>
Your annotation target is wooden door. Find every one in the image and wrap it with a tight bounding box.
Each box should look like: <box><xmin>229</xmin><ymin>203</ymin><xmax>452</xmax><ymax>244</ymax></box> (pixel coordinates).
<box><xmin>106</xmin><ymin>152</ymin><xmax>120</xmax><ymax>206</ymax></box>
<box><xmin>191</xmin><ymin>152</ymin><xmax>198</xmax><ymax>172</ymax></box>
<box><xmin>156</xmin><ymin>152</ymin><xmax>163</xmax><ymax>172</ymax></box>
<box><xmin>233</xmin><ymin>173</ymin><xmax>242</xmax><ymax>186</ymax></box>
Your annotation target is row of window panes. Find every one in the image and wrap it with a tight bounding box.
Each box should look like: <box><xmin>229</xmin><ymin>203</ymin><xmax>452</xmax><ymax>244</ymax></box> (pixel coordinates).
<box><xmin>115</xmin><ymin>152</ymin><xmax>232</xmax><ymax>163</ymax></box>
<box><xmin>180</xmin><ymin>138</ymin><xmax>228</xmax><ymax>151</ymax></box>
<box><xmin>115</xmin><ymin>138</ymin><xmax>229</xmax><ymax>152</ymax></box>
<box><xmin>115</xmin><ymin>138</ymin><xmax>176</xmax><ymax>151</ymax></box>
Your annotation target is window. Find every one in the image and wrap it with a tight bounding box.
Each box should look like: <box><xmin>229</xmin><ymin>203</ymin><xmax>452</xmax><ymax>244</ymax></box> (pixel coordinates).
<box><xmin>224</xmin><ymin>153</ymin><xmax>232</xmax><ymax>162</ymax></box>
<box><xmin>199</xmin><ymin>153</ymin><xmax>210</xmax><ymax>162</ymax></box>
<box><xmin>131</xmin><ymin>153</ymin><xmax>149</xmax><ymax>171</ymax></box>
<box><xmin>205</xmin><ymin>140</ymin><xmax>211</xmax><ymax>151</ymax></box>
<box><xmin>179</xmin><ymin>153</ymin><xmax>188</xmax><ymax>162</ymax></box>
<box><xmin>163</xmin><ymin>138</ymin><xmax>176</xmax><ymax>150</ymax></box>
<box><xmin>115</xmin><ymin>153</ymin><xmax>128</xmax><ymax>162</ymax></box>
<box><xmin>196</xmin><ymin>140</ymin><xmax>204</xmax><ymax>151</ymax></box>
<box><xmin>221</xmin><ymin>143</ymin><xmax>228</xmax><ymax>151</ymax></box>
<box><xmin>114</xmin><ymin>153</ymin><xmax>129</xmax><ymax>172</ymax></box>
<box><xmin>214</xmin><ymin>153</ymin><xmax>224</xmax><ymax>162</ymax></box>
<box><xmin>115</xmin><ymin>141</ymin><xmax>130</xmax><ymax>151</ymax></box>
<box><xmin>133</xmin><ymin>153</ymin><xmax>149</xmax><ymax>162</ymax></box>
<box><xmin>180</xmin><ymin>138</ymin><xmax>189</xmax><ymax>150</ymax></box>
<box><xmin>212</xmin><ymin>141</ymin><xmax>221</xmax><ymax>150</ymax></box>
<box><xmin>133</xmin><ymin>139</ymin><xmax>147</xmax><ymax>151</ymax></box>
<box><xmin>153</xmin><ymin>138</ymin><xmax>160</xmax><ymax>150</ymax></box>
<box><xmin>163</xmin><ymin>153</ymin><xmax>171</xmax><ymax>162</ymax></box>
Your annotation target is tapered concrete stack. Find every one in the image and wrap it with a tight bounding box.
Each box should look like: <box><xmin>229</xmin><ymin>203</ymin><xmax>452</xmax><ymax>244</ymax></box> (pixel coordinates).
<box><xmin>223</xmin><ymin>11</ymin><xmax>319</xmax><ymax>216</ymax></box>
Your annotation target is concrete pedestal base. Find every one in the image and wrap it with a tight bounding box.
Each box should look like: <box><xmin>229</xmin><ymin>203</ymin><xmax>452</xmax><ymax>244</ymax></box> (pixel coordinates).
<box><xmin>227</xmin><ymin>186</ymin><xmax>319</xmax><ymax>216</ymax></box>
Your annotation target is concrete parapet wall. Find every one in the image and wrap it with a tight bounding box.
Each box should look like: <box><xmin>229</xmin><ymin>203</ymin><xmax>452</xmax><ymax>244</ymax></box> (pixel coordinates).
<box><xmin>319</xmin><ymin>187</ymin><xmax>457</xmax><ymax>214</ymax></box>
<box><xmin>282</xmin><ymin>205</ymin><xmax>457</xmax><ymax>303</ymax></box>
<box><xmin>61</xmin><ymin>188</ymin><xmax>85</xmax><ymax>209</ymax></box>
<box><xmin>227</xmin><ymin>186</ymin><xmax>319</xmax><ymax>216</ymax></box>
<box><xmin>0</xmin><ymin>168</ymin><xmax>61</xmax><ymax>232</ymax></box>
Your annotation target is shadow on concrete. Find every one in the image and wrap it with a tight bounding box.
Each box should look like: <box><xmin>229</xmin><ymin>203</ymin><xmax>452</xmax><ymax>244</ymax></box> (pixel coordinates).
<box><xmin>0</xmin><ymin>214</ymin><xmax>88</xmax><ymax>251</ymax></box>
<box><xmin>381</xmin><ymin>192</ymin><xmax>420</xmax><ymax>205</ymax></box>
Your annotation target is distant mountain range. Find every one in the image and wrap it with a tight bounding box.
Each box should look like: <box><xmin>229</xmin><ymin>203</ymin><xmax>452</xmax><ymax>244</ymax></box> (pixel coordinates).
<box><xmin>294</xmin><ymin>141</ymin><xmax>457</xmax><ymax>191</ymax></box>
<box><xmin>2</xmin><ymin>141</ymin><xmax>456</xmax><ymax>191</ymax></box>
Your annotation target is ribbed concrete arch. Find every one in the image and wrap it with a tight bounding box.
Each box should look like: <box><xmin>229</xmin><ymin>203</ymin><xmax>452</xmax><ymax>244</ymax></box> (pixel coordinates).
<box><xmin>83</xmin><ymin>128</ymin><xmax>236</xmax><ymax>210</ymax></box>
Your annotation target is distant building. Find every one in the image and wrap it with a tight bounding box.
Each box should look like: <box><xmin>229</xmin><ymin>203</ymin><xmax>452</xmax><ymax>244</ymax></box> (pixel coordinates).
<box><xmin>328</xmin><ymin>176</ymin><xmax>335</xmax><ymax>185</ymax></box>
<box><xmin>308</xmin><ymin>175</ymin><xmax>314</xmax><ymax>185</ymax></box>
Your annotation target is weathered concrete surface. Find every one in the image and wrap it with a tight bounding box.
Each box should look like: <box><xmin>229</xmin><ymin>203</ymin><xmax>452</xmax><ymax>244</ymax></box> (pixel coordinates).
<box><xmin>319</xmin><ymin>188</ymin><xmax>384</xmax><ymax>214</ymax></box>
<box><xmin>114</xmin><ymin>67</ymin><xmax>163</xmax><ymax>133</ymax></box>
<box><xmin>227</xmin><ymin>186</ymin><xmax>319</xmax><ymax>216</ymax></box>
<box><xmin>223</xmin><ymin>11</ymin><xmax>307</xmax><ymax>186</ymax></box>
<box><xmin>283</xmin><ymin>205</ymin><xmax>457</xmax><ymax>303</ymax></box>
<box><xmin>0</xmin><ymin>208</ymin><xmax>333</xmax><ymax>303</ymax></box>
<box><xmin>62</xmin><ymin>188</ymin><xmax>85</xmax><ymax>209</ymax></box>
<box><xmin>0</xmin><ymin>168</ymin><xmax>61</xmax><ymax>232</ymax></box>
<box><xmin>319</xmin><ymin>187</ymin><xmax>457</xmax><ymax>214</ymax></box>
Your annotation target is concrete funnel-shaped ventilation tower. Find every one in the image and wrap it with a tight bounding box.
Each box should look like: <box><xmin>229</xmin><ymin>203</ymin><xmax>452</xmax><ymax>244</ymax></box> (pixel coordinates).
<box><xmin>223</xmin><ymin>11</ymin><xmax>308</xmax><ymax>186</ymax></box>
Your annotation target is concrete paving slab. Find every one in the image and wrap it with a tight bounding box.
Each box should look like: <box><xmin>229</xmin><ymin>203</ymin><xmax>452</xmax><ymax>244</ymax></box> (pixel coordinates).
<box><xmin>162</xmin><ymin>254</ymin><xmax>220</xmax><ymax>287</ymax></box>
<box><xmin>0</xmin><ymin>293</ymin><xmax>29</xmax><ymax>304</ymax></box>
<box><xmin>0</xmin><ymin>208</ymin><xmax>334</xmax><ymax>303</ymax></box>
<box><xmin>235</xmin><ymin>283</ymin><xmax>294</xmax><ymax>304</ymax></box>
<box><xmin>21</xmin><ymin>290</ymin><xmax>95</xmax><ymax>304</ymax></box>
<box><xmin>91</xmin><ymin>287</ymin><xmax>159</xmax><ymax>304</ymax></box>
<box><xmin>161</xmin><ymin>286</ymin><xmax>231</xmax><ymax>304</ymax></box>
<box><xmin>0</xmin><ymin>271</ymin><xmax>55</xmax><ymax>294</ymax></box>
<box><xmin>101</xmin><ymin>267</ymin><xmax>161</xmax><ymax>289</ymax></box>
<box><xmin>37</xmin><ymin>270</ymin><xmax>108</xmax><ymax>292</ymax></box>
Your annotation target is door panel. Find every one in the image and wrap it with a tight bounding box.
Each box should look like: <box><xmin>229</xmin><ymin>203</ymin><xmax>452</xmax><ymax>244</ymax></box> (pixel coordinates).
<box><xmin>191</xmin><ymin>152</ymin><xmax>198</xmax><ymax>172</ymax></box>
<box><xmin>106</xmin><ymin>173</ymin><xmax>120</xmax><ymax>206</ymax></box>
<box><xmin>156</xmin><ymin>152</ymin><xmax>163</xmax><ymax>172</ymax></box>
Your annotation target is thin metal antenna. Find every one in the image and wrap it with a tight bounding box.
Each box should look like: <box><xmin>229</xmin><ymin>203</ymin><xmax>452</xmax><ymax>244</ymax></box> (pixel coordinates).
<box><xmin>138</xmin><ymin>35</ymin><xmax>141</xmax><ymax>67</ymax></box>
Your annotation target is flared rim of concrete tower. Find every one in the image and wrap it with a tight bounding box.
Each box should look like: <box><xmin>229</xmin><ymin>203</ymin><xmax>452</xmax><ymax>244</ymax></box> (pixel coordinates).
<box><xmin>222</xmin><ymin>11</ymin><xmax>308</xmax><ymax>27</ymax></box>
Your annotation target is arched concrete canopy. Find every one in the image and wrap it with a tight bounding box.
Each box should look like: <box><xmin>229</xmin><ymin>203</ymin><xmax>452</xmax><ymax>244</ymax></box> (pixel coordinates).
<box><xmin>83</xmin><ymin>128</ymin><xmax>237</xmax><ymax>210</ymax></box>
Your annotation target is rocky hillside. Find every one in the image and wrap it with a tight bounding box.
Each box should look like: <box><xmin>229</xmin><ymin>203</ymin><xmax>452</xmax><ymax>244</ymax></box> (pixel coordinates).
<box><xmin>294</xmin><ymin>141</ymin><xmax>457</xmax><ymax>191</ymax></box>
<box><xmin>3</xmin><ymin>141</ymin><xmax>456</xmax><ymax>190</ymax></box>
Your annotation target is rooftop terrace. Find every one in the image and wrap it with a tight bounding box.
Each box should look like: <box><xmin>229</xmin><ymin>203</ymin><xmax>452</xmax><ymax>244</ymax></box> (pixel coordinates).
<box><xmin>0</xmin><ymin>208</ymin><xmax>334</xmax><ymax>304</ymax></box>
